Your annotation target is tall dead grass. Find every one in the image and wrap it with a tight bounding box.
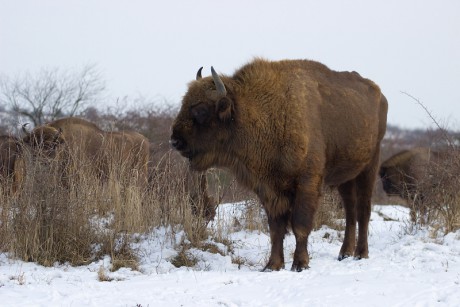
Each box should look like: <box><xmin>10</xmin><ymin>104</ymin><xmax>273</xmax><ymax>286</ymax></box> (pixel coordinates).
<box><xmin>0</xmin><ymin>144</ymin><xmax>213</xmax><ymax>267</ymax></box>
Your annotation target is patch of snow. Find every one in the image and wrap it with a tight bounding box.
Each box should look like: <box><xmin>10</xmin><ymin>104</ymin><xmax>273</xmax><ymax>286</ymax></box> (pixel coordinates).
<box><xmin>1</xmin><ymin>204</ymin><xmax>459</xmax><ymax>306</ymax></box>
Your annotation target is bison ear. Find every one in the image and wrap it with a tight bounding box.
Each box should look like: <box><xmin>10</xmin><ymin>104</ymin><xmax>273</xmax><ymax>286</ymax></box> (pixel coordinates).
<box><xmin>216</xmin><ymin>97</ymin><xmax>233</xmax><ymax>122</ymax></box>
<box><xmin>191</xmin><ymin>103</ymin><xmax>211</xmax><ymax>125</ymax></box>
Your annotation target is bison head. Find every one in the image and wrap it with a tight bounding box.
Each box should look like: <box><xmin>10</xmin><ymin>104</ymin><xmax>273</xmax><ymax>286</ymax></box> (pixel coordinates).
<box><xmin>379</xmin><ymin>166</ymin><xmax>416</xmax><ymax>198</ymax></box>
<box><xmin>22</xmin><ymin>125</ymin><xmax>65</xmax><ymax>159</ymax></box>
<box><xmin>170</xmin><ymin>67</ymin><xmax>235</xmax><ymax>171</ymax></box>
<box><xmin>379</xmin><ymin>166</ymin><xmax>401</xmax><ymax>196</ymax></box>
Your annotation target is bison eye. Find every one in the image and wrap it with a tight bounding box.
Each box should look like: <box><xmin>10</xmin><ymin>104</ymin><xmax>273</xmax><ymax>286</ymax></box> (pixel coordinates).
<box><xmin>190</xmin><ymin>103</ymin><xmax>210</xmax><ymax>125</ymax></box>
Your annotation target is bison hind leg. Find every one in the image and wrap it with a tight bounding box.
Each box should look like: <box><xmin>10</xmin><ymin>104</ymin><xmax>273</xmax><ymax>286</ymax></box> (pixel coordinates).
<box><xmin>337</xmin><ymin>180</ymin><xmax>357</xmax><ymax>261</ymax></box>
<box><xmin>351</xmin><ymin>150</ymin><xmax>381</xmax><ymax>260</ymax></box>
<box><xmin>337</xmin><ymin>151</ymin><xmax>378</xmax><ymax>261</ymax></box>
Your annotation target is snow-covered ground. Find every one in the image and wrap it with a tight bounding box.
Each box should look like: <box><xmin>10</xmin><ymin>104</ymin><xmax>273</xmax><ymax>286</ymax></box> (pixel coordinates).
<box><xmin>1</xmin><ymin>203</ymin><xmax>459</xmax><ymax>307</ymax></box>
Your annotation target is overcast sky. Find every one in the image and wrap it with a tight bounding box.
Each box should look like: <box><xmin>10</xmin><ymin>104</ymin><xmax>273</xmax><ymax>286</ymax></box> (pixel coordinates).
<box><xmin>1</xmin><ymin>0</ymin><xmax>459</xmax><ymax>129</ymax></box>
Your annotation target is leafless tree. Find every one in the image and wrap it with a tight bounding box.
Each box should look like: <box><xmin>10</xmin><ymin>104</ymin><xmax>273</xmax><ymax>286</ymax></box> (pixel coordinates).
<box><xmin>0</xmin><ymin>65</ymin><xmax>105</xmax><ymax>127</ymax></box>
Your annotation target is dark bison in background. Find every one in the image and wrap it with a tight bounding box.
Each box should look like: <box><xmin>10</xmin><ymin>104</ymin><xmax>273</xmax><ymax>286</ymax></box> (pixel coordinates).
<box><xmin>0</xmin><ymin>135</ymin><xmax>25</xmax><ymax>194</ymax></box>
<box><xmin>22</xmin><ymin>117</ymin><xmax>150</xmax><ymax>186</ymax></box>
<box><xmin>379</xmin><ymin>148</ymin><xmax>438</xmax><ymax>222</ymax></box>
<box><xmin>171</xmin><ymin>58</ymin><xmax>388</xmax><ymax>271</ymax></box>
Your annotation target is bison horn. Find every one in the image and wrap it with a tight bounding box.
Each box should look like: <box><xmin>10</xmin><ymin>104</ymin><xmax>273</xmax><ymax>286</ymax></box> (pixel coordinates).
<box><xmin>211</xmin><ymin>66</ymin><xmax>227</xmax><ymax>97</ymax></box>
<box><xmin>22</xmin><ymin>123</ymin><xmax>30</xmax><ymax>135</ymax></box>
<box><xmin>196</xmin><ymin>67</ymin><xmax>203</xmax><ymax>80</ymax></box>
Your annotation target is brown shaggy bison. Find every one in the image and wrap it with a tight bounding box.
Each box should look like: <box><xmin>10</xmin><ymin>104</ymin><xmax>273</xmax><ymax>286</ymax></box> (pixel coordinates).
<box><xmin>22</xmin><ymin>117</ymin><xmax>150</xmax><ymax>186</ymax></box>
<box><xmin>0</xmin><ymin>135</ymin><xmax>25</xmax><ymax>194</ymax></box>
<box><xmin>379</xmin><ymin>148</ymin><xmax>437</xmax><ymax>221</ymax></box>
<box><xmin>171</xmin><ymin>58</ymin><xmax>388</xmax><ymax>271</ymax></box>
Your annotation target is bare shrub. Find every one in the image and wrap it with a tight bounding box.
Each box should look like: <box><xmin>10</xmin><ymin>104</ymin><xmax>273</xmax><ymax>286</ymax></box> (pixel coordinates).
<box><xmin>417</xmin><ymin>149</ymin><xmax>460</xmax><ymax>232</ymax></box>
<box><xmin>401</xmin><ymin>93</ymin><xmax>460</xmax><ymax>232</ymax></box>
<box><xmin>0</xmin><ymin>65</ymin><xmax>105</xmax><ymax>127</ymax></box>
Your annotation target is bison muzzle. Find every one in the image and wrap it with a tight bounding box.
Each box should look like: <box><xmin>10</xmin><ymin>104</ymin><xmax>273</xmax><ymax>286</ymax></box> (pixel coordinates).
<box><xmin>171</xmin><ymin>58</ymin><xmax>388</xmax><ymax>272</ymax></box>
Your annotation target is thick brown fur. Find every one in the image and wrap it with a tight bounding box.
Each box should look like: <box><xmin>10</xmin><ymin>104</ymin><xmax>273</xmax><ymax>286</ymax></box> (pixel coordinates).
<box><xmin>0</xmin><ymin>135</ymin><xmax>24</xmax><ymax>194</ymax></box>
<box><xmin>171</xmin><ymin>58</ymin><xmax>388</xmax><ymax>271</ymax></box>
<box><xmin>22</xmin><ymin>117</ymin><xmax>150</xmax><ymax>187</ymax></box>
<box><xmin>379</xmin><ymin>148</ymin><xmax>437</xmax><ymax>221</ymax></box>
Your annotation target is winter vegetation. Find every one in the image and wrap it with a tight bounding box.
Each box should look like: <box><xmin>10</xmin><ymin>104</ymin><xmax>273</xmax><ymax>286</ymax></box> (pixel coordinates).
<box><xmin>0</xmin><ymin>68</ymin><xmax>459</xmax><ymax>306</ymax></box>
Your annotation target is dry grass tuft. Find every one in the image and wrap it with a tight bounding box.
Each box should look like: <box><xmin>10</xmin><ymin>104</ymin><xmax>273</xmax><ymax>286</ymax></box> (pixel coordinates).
<box><xmin>314</xmin><ymin>188</ymin><xmax>345</xmax><ymax>231</ymax></box>
<box><xmin>170</xmin><ymin>245</ymin><xmax>198</xmax><ymax>268</ymax></box>
<box><xmin>97</xmin><ymin>266</ymin><xmax>114</xmax><ymax>282</ymax></box>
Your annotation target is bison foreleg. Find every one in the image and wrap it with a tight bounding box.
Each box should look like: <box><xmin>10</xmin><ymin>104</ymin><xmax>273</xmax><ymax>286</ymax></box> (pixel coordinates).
<box><xmin>262</xmin><ymin>213</ymin><xmax>289</xmax><ymax>272</ymax></box>
<box><xmin>290</xmin><ymin>176</ymin><xmax>321</xmax><ymax>272</ymax></box>
<box><xmin>353</xmin><ymin>151</ymin><xmax>380</xmax><ymax>260</ymax></box>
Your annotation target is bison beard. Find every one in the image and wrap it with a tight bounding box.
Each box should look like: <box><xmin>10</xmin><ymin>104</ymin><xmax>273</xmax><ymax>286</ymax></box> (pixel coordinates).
<box><xmin>171</xmin><ymin>58</ymin><xmax>388</xmax><ymax>272</ymax></box>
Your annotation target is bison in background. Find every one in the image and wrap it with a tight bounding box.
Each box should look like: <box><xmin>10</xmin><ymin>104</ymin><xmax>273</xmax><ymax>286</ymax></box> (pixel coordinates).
<box><xmin>0</xmin><ymin>135</ymin><xmax>25</xmax><ymax>195</ymax></box>
<box><xmin>22</xmin><ymin>117</ymin><xmax>150</xmax><ymax>187</ymax></box>
<box><xmin>171</xmin><ymin>58</ymin><xmax>388</xmax><ymax>271</ymax></box>
<box><xmin>379</xmin><ymin>148</ymin><xmax>438</xmax><ymax>223</ymax></box>
<box><xmin>22</xmin><ymin>117</ymin><xmax>216</xmax><ymax>222</ymax></box>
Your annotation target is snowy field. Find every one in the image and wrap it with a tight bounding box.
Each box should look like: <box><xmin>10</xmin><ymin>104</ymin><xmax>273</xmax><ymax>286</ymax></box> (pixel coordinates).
<box><xmin>1</xmin><ymin>203</ymin><xmax>459</xmax><ymax>307</ymax></box>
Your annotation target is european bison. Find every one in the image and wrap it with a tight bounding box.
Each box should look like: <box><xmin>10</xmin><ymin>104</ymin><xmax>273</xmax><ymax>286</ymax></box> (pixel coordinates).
<box><xmin>379</xmin><ymin>148</ymin><xmax>437</xmax><ymax>222</ymax></box>
<box><xmin>171</xmin><ymin>58</ymin><xmax>388</xmax><ymax>271</ymax></box>
<box><xmin>0</xmin><ymin>135</ymin><xmax>24</xmax><ymax>194</ymax></box>
<box><xmin>22</xmin><ymin>117</ymin><xmax>150</xmax><ymax>186</ymax></box>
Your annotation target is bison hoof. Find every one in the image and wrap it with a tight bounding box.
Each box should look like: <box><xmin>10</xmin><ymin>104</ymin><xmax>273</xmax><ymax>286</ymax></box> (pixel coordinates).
<box><xmin>353</xmin><ymin>248</ymin><xmax>369</xmax><ymax>260</ymax></box>
<box><xmin>290</xmin><ymin>263</ymin><xmax>309</xmax><ymax>272</ymax></box>
<box><xmin>337</xmin><ymin>254</ymin><xmax>352</xmax><ymax>261</ymax></box>
<box><xmin>353</xmin><ymin>254</ymin><xmax>368</xmax><ymax>260</ymax></box>
<box><xmin>290</xmin><ymin>261</ymin><xmax>309</xmax><ymax>272</ymax></box>
<box><xmin>261</xmin><ymin>261</ymin><xmax>284</xmax><ymax>272</ymax></box>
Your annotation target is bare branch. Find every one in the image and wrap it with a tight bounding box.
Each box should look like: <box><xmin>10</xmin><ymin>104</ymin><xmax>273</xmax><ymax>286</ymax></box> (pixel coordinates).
<box><xmin>0</xmin><ymin>65</ymin><xmax>106</xmax><ymax>127</ymax></box>
<box><xmin>401</xmin><ymin>91</ymin><xmax>454</xmax><ymax>148</ymax></box>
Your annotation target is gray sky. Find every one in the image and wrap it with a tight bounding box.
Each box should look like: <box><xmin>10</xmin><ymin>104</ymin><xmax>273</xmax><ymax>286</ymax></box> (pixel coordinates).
<box><xmin>1</xmin><ymin>0</ymin><xmax>459</xmax><ymax>129</ymax></box>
